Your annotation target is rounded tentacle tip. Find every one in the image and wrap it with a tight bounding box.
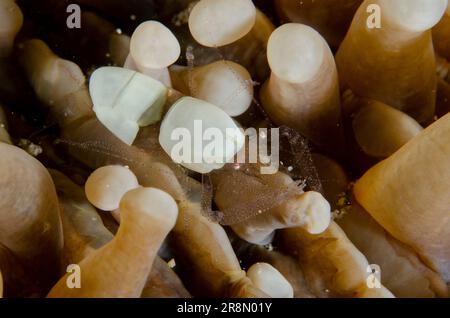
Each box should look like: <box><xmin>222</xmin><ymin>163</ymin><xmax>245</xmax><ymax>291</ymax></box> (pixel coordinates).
<box><xmin>85</xmin><ymin>165</ymin><xmax>140</xmax><ymax>211</ymax></box>
<box><xmin>130</xmin><ymin>20</ymin><xmax>181</xmax><ymax>70</ymax></box>
<box><xmin>297</xmin><ymin>191</ymin><xmax>331</xmax><ymax>235</ymax></box>
<box><xmin>379</xmin><ymin>0</ymin><xmax>448</xmax><ymax>32</ymax></box>
<box><xmin>267</xmin><ymin>23</ymin><xmax>328</xmax><ymax>84</ymax></box>
<box><xmin>247</xmin><ymin>263</ymin><xmax>294</xmax><ymax>298</ymax></box>
<box><xmin>188</xmin><ymin>0</ymin><xmax>256</xmax><ymax>47</ymax></box>
<box><xmin>173</xmin><ymin>60</ymin><xmax>254</xmax><ymax>117</ymax></box>
<box><xmin>119</xmin><ymin>187</ymin><xmax>179</xmax><ymax>231</ymax></box>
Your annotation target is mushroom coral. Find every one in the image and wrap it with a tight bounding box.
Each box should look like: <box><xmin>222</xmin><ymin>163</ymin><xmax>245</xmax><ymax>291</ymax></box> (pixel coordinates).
<box><xmin>311</xmin><ymin>151</ymin><xmax>448</xmax><ymax>297</ymax></box>
<box><xmin>208</xmin><ymin>160</ymin><xmax>391</xmax><ymax>297</ymax></box>
<box><xmin>48</xmin><ymin>187</ymin><xmax>179</xmax><ymax>297</ymax></box>
<box><xmin>338</xmin><ymin>201</ymin><xmax>449</xmax><ymax>297</ymax></box>
<box><xmin>18</xmin><ymin>38</ymin><xmax>266</xmax><ymax>298</ymax></box>
<box><xmin>338</xmin><ymin>93</ymin><xmax>425</xmax><ymax>173</ymax></box>
<box><xmin>279</xmin><ymin>222</ymin><xmax>394</xmax><ymax>298</ymax></box>
<box><xmin>336</xmin><ymin>0</ymin><xmax>448</xmax><ymax>124</ymax></box>
<box><xmin>260</xmin><ymin>23</ymin><xmax>344</xmax><ymax>154</ymax></box>
<box><xmin>354</xmin><ymin>113</ymin><xmax>450</xmax><ymax>283</ymax></box>
<box><xmin>50</xmin><ymin>169</ymin><xmax>190</xmax><ymax>298</ymax></box>
<box><xmin>7</xmin><ymin>0</ymin><xmax>450</xmax><ymax>299</ymax></box>
<box><xmin>0</xmin><ymin>142</ymin><xmax>63</xmax><ymax>294</ymax></box>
